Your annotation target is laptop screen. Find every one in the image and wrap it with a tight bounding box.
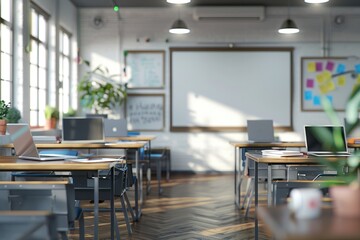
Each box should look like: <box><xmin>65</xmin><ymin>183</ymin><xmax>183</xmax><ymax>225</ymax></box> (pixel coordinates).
<box><xmin>7</xmin><ymin>123</ymin><xmax>39</xmax><ymax>157</ymax></box>
<box><xmin>62</xmin><ymin>117</ymin><xmax>105</xmax><ymax>142</ymax></box>
<box><xmin>304</xmin><ymin>125</ymin><xmax>348</xmax><ymax>152</ymax></box>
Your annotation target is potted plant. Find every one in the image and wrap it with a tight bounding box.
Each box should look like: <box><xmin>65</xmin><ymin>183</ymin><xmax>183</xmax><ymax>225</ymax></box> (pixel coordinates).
<box><xmin>317</xmin><ymin>86</ymin><xmax>360</xmax><ymax>218</ymax></box>
<box><xmin>78</xmin><ymin>64</ymin><xmax>127</xmax><ymax>114</ymax></box>
<box><xmin>6</xmin><ymin>107</ymin><xmax>21</xmax><ymax>123</ymax></box>
<box><xmin>0</xmin><ymin>100</ymin><xmax>10</xmax><ymax>135</ymax></box>
<box><xmin>63</xmin><ymin>108</ymin><xmax>77</xmax><ymax>118</ymax></box>
<box><xmin>44</xmin><ymin>105</ymin><xmax>59</xmax><ymax>129</ymax></box>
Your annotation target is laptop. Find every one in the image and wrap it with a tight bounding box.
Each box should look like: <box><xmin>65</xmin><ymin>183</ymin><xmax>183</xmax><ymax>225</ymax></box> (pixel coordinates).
<box><xmin>247</xmin><ymin>120</ymin><xmax>275</xmax><ymax>143</ymax></box>
<box><xmin>7</xmin><ymin>123</ymin><xmax>73</xmax><ymax>161</ymax></box>
<box><xmin>304</xmin><ymin>125</ymin><xmax>351</xmax><ymax>157</ymax></box>
<box><xmin>62</xmin><ymin>117</ymin><xmax>105</xmax><ymax>143</ymax></box>
<box><xmin>104</xmin><ymin>119</ymin><xmax>128</xmax><ymax>137</ymax></box>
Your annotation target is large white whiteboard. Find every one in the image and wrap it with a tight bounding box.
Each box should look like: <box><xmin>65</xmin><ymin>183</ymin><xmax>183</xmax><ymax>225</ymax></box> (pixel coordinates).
<box><xmin>170</xmin><ymin>48</ymin><xmax>293</xmax><ymax>132</ymax></box>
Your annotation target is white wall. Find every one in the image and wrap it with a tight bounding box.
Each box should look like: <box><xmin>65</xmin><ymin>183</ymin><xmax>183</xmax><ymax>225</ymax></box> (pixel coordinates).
<box><xmin>79</xmin><ymin>6</ymin><xmax>360</xmax><ymax>172</ymax></box>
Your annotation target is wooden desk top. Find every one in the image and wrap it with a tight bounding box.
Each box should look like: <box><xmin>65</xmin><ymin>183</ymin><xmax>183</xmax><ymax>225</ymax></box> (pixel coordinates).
<box><xmin>0</xmin><ymin>141</ymin><xmax>146</xmax><ymax>149</ymax></box>
<box><xmin>258</xmin><ymin>206</ymin><xmax>360</xmax><ymax>240</ymax></box>
<box><xmin>0</xmin><ymin>156</ymin><xmax>121</xmax><ymax>171</ymax></box>
<box><xmin>245</xmin><ymin>153</ymin><xmax>320</xmax><ymax>164</ymax></box>
<box><xmin>106</xmin><ymin>135</ymin><xmax>156</xmax><ymax>142</ymax></box>
<box><xmin>230</xmin><ymin>141</ymin><xmax>360</xmax><ymax>149</ymax></box>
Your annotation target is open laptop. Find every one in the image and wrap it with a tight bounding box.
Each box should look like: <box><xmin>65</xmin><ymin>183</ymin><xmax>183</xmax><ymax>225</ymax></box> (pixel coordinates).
<box><xmin>62</xmin><ymin>117</ymin><xmax>105</xmax><ymax>143</ymax></box>
<box><xmin>247</xmin><ymin>120</ymin><xmax>275</xmax><ymax>143</ymax></box>
<box><xmin>7</xmin><ymin>123</ymin><xmax>73</xmax><ymax>161</ymax></box>
<box><xmin>104</xmin><ymin>119</ymin><xmax>128</xmax><ymax>137</ymax></box>
<box><xmin>304</xmin><ymin>125</ymin><xmax>351</xmax><ymax>157</ymax></box>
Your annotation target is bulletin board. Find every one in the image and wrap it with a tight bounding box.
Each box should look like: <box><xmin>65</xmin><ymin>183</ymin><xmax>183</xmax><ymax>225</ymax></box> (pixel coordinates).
<box><xmin>170</xmin><ymin>47</ymin><xmax>293</xmax><ymax>132</ymax></box>
<box><xmin>124</xmin><ymin>50</ymin><xmax>165</xmax><ymax>89</ymax></box>
<box><xmin>125</xmin><ymin>94</ymin><xmax>165</xmax><ymax>131</ymax></box>
<box><xmin>301</xmin><ymin>57</ymin><xmax>360</xmax><ymax>111</ymax></box>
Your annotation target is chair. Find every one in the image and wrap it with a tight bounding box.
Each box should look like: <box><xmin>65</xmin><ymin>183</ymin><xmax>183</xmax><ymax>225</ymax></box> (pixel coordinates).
<box><xmin>146</xmin><ymin>147</ymin><xmax>170</xmax><ymax>195</ymax></box>
<box><xmin>0</xmin><ymin>181</ymin><xmax>84</xmax><ymax>240</ymax></box>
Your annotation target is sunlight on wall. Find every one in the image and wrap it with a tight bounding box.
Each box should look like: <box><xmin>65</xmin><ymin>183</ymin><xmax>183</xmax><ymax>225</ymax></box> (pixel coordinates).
<box><xmin>91</xmin><ymin>53</ymin><xmax>120</xmax><ymax>78</ymax></box>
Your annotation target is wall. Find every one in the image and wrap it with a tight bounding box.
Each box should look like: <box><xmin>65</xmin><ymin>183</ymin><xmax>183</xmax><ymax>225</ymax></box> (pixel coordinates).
<box><xmin>79</xmin><ymin>6</ymin><xmax>360</xmax><ymax>172</ymax></box>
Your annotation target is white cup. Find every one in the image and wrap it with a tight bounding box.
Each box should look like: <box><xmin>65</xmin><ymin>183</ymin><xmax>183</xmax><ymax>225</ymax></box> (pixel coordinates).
<box><xmin>288</xmin><ymin>188</ymin><xmax>322</xmax><ymax>219</ymax></box>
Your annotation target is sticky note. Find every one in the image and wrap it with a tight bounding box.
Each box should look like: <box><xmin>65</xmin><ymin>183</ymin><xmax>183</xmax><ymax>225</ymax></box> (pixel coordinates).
<box><xmin>356</xmin><ymin>75</ymin><xmax>360</xmax><ymax>84</ymax></box>
<box><xmin>304</xmin><ymin>91</ymin><xmax>312</xmax><ymax>100</ymax></box>
<box><xmin>355</xmin><ymin>64</ymin><xmax>360</xmax><ymax>74</ymax></box>
<box><xmin>326</xmin><ymin>61</ymin><xmax>335</xmax><ymax>71</ymax></box>
<box><xmin>313</xmin><ymin>96</ymin><xmax>321</xmax><ymax>106</ymax></box>
<box><xmin>316</xmin><ymin>74</ymin><xmax>325</xmax><ymax>84</ymax></box>
<box><xmin>319</xmin><ymin>83</ymin><xmax>329</xmax><ymax>94</ymax></box>
<box><xmin>338</xmin><ymin>76</ymin><xmax>346</xmax><ymax>86</ymax></box>
<box><xmin>327</xmin><ymin>80</ymin><xmax>335</xmax><ymax>92</ymax></box>
<box><xmin>336</xmin><ymin>64</ymin><xmax>346</xmax><ymax>74</ymax></box>
<box><xmin>306</xmin><ymin>79</ymin><xmax>314</xmax><ymax>88</ymax></box>
<box><xmin>316</xmin><ymin>62</ymin><xmax>323</xmax><ymax>72</ymax></box>
<box><xmin>307</xmin><ymin>62</ymin><xmax>316</xmax><ymax>73</ymax></box>
<box><xmin>323</xmin><ymin>70</ymin><xmax>332</xmax><ymax>81</ymax></box>
<box><xmin>327</xmin><ymin>95</ymin><xmax>333</xmax><ymax>105</ymax></box>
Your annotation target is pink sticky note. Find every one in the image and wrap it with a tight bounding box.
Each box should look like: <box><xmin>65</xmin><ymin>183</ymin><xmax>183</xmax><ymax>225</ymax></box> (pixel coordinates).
<box><xmin>326</xmin><ymin>61</ymin><xmax>335</xmax><ymax>71</ymax></box>
<box><xmin>316</xmin><ymin>62</ymin><xmax>323</xmax><ymax>72</ymax></box>
<box><xmin>306</xmin><ymin>79</ymin><xmax>314</xmax><ymax>88</ymax></box>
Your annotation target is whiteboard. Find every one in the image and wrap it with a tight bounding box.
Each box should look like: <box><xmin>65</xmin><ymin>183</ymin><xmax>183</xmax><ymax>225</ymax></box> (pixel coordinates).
<box><xmin>126</xmin><ymin>94</ymin><xmax>165</xmax><ymax>131</ymax></box>
<box><xmin>301</xmin><ymin>57</ymin><xmax>359</xmax><ymax>111</ymax></box>
<box><xmin>170</xmin><ymin>48</ymin><xmax>293</xmax><ymax>132</ymax></box>
<box><xmin>125</xmin><ymin>50</ymin><xmax>165</xmax><ymax>89</ymax></box>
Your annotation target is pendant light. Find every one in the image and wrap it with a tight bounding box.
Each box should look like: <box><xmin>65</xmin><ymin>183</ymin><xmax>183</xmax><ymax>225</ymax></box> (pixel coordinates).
<box><xmin>304</xmin><ymin>0</ymin><xmax>329</xmax><ymax>3</ymax></box>
<box><xmin>278</xmin><ymin>0</ymin><xmax>299</xmax><ymax>34</ymax></box>
<box><xmin>169</xmin><ymin>6</ymin><xmax>190</xmax><ymax>34</ymax></box>
<box><xmin>167</xmin><ymin>0</ymin><xmax>191</xmax><ymax>4</ymax></box>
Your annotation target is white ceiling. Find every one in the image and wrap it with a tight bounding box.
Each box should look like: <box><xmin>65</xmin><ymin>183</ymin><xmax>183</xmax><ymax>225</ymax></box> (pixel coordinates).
<box><xmin>70</xmin><ymin>0</ymin><xmax>360</xmax><ymax>8</ymax></box>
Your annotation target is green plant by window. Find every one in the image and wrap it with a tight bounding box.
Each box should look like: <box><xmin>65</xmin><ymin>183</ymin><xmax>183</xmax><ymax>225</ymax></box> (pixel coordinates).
<box><xmin>44</xmin><ymin>106</ymin><xmax>59</xmax><ymax>120</ymax></box>
<box><xmin>78</xmin><ymin>64</ymin><xmax>127</xmax><ymax>114</ymax></box>
<box><xmin>0</xmin><ymin>100</ymin><xmax>10</xmax><ymax>120</ymax></box>
<box><xmin>63</xmin><ymin>108</ymin><xmax>77</xmax><ymax>117</ymax></box>
<box><xmin>6</xmin><ymin>107</ymin><xmax>21</xmax><ymax>123</ymax></box>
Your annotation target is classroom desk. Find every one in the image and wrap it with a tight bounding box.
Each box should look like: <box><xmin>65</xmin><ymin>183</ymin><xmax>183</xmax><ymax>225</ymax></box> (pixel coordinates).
<box><xmin>0</xmin><ymin>156</ymin><xmax>121</xmax><ymax>240</ymax></box>
<box><xmin>1</xmin><ymin>141</ymin><xmax>147</xmax><ymax>219</ymax></box>
<box><xmin>258</xmin><ymin>206</ymin><xmax>360</xmax><ymax>240</ymax></box>
<box><xmin>229</xmin><ymin>141</ymin><xmax>305</xmax><ymax>207</ymax></box>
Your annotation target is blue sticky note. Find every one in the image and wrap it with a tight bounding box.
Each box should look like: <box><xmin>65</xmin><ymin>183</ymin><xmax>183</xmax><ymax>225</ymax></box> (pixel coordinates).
<box><xmin>304</xmin><ymin>91</ymin><xmax>312</xmax><ymax>100</ymax></box>
<box><xmin>313</xmin><ymin>96</ymin><xmax>321</xmax><ymax>106</ymax></box>
<box><xmin>336</xmin><ymin>64</ymin><xmax>346</xmax><ymax>74</ymax></box>
<box><xmin>355</xmin><ymin>64</ymin><xmax>360</xmax><ymax>74</ymax></box>
<box><xmin>326</xmin><ymin>95</ymin><xmax>333</xmax><ymax>105</ymax></box>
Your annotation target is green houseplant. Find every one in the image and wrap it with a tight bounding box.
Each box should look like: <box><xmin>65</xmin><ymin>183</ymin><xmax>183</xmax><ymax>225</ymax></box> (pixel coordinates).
<box><xmin>78</xmin><ymin>64</ymin><xmax>127</xmax><ymax>114</ymax></box>
<box><xmin>44</xmin><ymin>105</ymin><xmax>59</xmax><ymax>129</ymax></box>
<box><xmin>317</xmin><ymin>85</ymin><xmax>360</xmax><ymax>218</ymax></box>
<box><xmin>6</xmin><ymin>107</ymin><xmax>21</xmax><ymax>123</ymax></box>
<box><xmin>0</xmin><ymin>100</ymin><xmax>10</xmax><ymax>135</ymax></box>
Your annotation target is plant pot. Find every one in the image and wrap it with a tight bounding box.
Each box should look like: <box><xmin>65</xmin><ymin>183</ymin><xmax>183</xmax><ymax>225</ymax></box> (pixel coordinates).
<box><xmin>330</xmin><ymin>185</ymin><xmax>360</xmax><ymax>218</ymax></box>
<box><xmin>0</xmin><ymin>119</ymin><xmax>6</xmax><ymax>135</ymax></box>
<box><xmin>45</xmin><ymin>118</ymin><xmax>57</xmax><ymax>130</ymax></box>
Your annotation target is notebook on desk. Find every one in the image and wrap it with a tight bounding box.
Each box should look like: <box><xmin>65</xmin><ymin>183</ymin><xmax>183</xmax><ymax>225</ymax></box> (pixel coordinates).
<box><xmin>247</xmin><ymin>120</ymin><xmax>275</xmax><ymax>143</ymax></box>
<box><xmin>62</xmin><ymin>117</ymin><xmax>105</xmax><ymax>143</ymax></box>
<box><xmin>304</xmin><ymin>125</ymin><xmax>351</xmax><ymax>157</ymax></box>
<box><xmin>7</xmin><ymin>123</ymin><xmax>75</xmax><ymax>161</ymax></box>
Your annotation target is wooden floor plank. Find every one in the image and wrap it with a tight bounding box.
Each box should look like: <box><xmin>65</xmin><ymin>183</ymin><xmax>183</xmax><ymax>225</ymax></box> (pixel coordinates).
<box><xmin>69</xmin><ymin>173</ymin><xmax>270</xmax><ymax>239</ymax></box>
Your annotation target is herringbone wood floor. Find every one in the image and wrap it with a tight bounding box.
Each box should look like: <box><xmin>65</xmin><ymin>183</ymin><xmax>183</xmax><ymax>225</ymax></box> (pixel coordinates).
<box><xmin>69</xmin><ymin>174</ymin><xmax>270</xmax><ymax>239</ymax></box>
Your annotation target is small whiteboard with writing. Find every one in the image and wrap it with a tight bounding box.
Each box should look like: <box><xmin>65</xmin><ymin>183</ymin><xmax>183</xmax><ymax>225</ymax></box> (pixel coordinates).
<box><xmin>126</xmin><ymin>94</ymin><xmax>165</xmax><ymax>131</ymax></box>
<box><xmin>125</xmin><ymin>50</ymin><xmax>165</xmax><ymax>89</ymax></box>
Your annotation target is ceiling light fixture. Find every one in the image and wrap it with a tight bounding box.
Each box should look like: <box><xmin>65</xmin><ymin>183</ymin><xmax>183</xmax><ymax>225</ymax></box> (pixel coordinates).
<box><xmin>169</xmin><ymin>19</ymin><xmax>190</xmax><ymax>34</ymax></box>
<box><xmin>304</xmin><ymin>0</ymin><xmax>329</xmax><ymax>3</ymax></box>
<box><xmin>167</xmin><ymin>0</ymin><xmax>191</xmax><ymax>4</ymax></box>
<box><xmin>278</xmin><ymin>0</ymin><xmax>299</xmax><ymax>34</ymax></box>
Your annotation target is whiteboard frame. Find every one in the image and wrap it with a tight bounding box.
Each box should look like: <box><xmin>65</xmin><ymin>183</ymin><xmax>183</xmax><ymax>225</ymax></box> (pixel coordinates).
<box><xmin>301</xmin><ymin>57</ymin><xmax>350</xmax><ymax>112</ymax></box>
<box><xmin>125</xmin><ymin>93</ymin><xmax>165</xmax><ymax>131</ymax></box>
<box><xmin>170</xmin><ymin>47</ymin><xmax>294</xmax><ymax>132</ymax></box>
<box><xmin>124</xmin><ymin>50</ymin><xmax>165</xmax><ymax>89</ymax></box>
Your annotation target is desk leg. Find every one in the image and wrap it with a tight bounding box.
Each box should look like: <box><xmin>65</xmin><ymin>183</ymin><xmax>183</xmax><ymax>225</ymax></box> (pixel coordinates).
<box><xmin>147</xmin><ymin>141</ymin><xmax>151</xmax><ymax>195</ymax></box>
<box><xmin>234</xmin><ymin>146</ymin><xmax>238</xmax><ymax>198</ymax></box>
<box><xmin>110</xmin><ymin>166</ymin><xmax>119</xmax><ymax>240</ymax></box>
<box><xmin>135</xmin><ymin>149</ymin><xmax>142</xmax><ymax>219</ymax></box>
<box><xmin>267</xmin><ymin>165</ymin><xmax>272</xmax><ymax>206</ymax></box>
<box><xmin>255</xmin><ymin>161</ymin><xmax>258</xmax><ymax>240</ymax></box>
<box><xmin>94</xmin><ymin>172</ymin><xmax>99</xmax><ymax>240</ymax></box>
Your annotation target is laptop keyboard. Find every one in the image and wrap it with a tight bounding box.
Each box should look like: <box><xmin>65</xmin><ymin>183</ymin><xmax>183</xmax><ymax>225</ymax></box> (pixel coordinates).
<box><xmin>309</xmin><ymin>152</ymin><xmax>350</xmax><ymax>157</ymax></box>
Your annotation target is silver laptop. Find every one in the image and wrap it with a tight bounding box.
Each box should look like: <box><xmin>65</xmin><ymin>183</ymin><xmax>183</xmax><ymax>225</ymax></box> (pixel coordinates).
<box><xmin>7</xmin><ymin>123</ymin><xmax>72</xmax><ymax>161</ymax></box>
<box><xmin>104</xmin><ymin>119</ymin><xmax>128</xmax><ymax>137</ymax></box>
<box><xmin>304</xmin><ymin>125</ymin><xmax>350</xmax><ymax>157</ymax></box>
<box><xmin>62</xmin><ymin>117</ymin><xmax>105</xmax><ymax>143</ymax></box>
<box><xmin>247</xmin><ymin>120</ymin><xmax>275</xmax><ymax>143</ymax></box>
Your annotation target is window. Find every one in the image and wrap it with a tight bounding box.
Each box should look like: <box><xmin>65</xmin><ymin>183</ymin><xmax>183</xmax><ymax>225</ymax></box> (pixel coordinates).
<box><xmin>29</xmin><ymin>4</ymin><xmax>49</xmax><ymax>126</ymax></box>
<box><xmin>59</xmin><ymin>27</ymin><xmax>72</xmax><ymax>115</ymax></box>
<box><xmin>0</xmin><ymin>0</ymin><xmax>13</xmax><ymax>104</ymax></box>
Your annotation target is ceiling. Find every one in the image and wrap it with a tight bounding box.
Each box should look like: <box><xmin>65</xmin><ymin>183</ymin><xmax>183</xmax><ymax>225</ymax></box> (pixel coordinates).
<box><xmin>69</xmin><ymin>0</ymin><xmax>360</xmax><ymax>8</ymax></box>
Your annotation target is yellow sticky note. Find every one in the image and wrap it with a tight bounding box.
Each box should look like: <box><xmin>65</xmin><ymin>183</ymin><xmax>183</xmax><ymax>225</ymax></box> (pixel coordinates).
<box><xmin>319</xmin><ymin>83</ymin><xmax>328</xmax><ymax>94</ymax></box>
<box><xmin>357</xmin><ymin>75</ymin><xmax>360</xmax><ymax>84</ymax></box>
<box><xmin>338</xmin><ymin>76</ymin><xmax>346</xmax><ymax>86</ymax></box>
<box><xmin>327</xmin><ymin>80</ymin><xmax>335</xmax><ymax>92</ymax></box>
<box><xmin>316</xmin><ymin>74</ymin><xmax>325</xmax><ymax>84</ymax></box>
<box><xmin>323</xmin><ymin>70</ymin><xmax>332</xmax><ymax>81</ymax></box>
<box><xmin>307</xmin><ymin>62</ymin><xmax>316</xmax><ymax>73</ymax></box>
